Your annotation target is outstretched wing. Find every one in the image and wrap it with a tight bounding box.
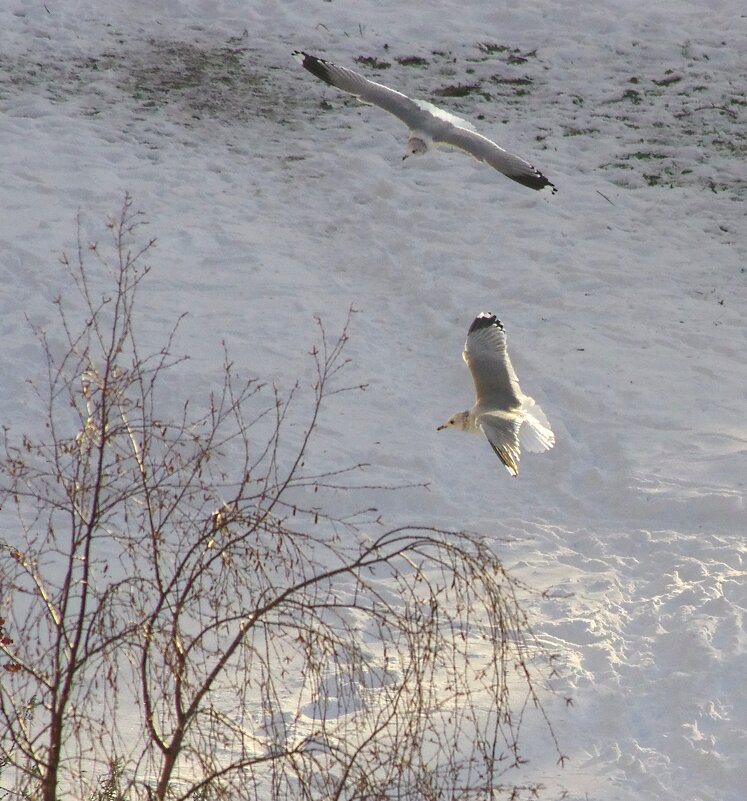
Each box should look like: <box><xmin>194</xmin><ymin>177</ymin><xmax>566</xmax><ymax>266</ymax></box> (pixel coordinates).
<box><xmin>436</xmin><ymin>125</ymin><xmax>556</xmax><ymax>192</ymax></box>
<box><xmin>478</xmin><ymin>413</ymin><xmax>522</xmax><ymax>476</ymax></box>
<box><xmin>293</xmin><ymin>51</ymin><xmax>424</xmax><ymax>126</ymax></box>
<box><xmin>463</xmin><ymin>313</ymin><xmax>523</xmax><ymax>410</ymax></box>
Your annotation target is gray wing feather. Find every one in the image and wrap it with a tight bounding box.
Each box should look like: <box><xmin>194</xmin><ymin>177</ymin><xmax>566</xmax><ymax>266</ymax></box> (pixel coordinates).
<box><xmin>463</xmin><ymin>322</ymin><xmax>523</xmax><ymax>409</ymax></box>
<box><xmin>295</xmin><ymin>51</ymin><xmax>424</xmax><ymax>125</ymax></box>
<box><xmin>436</xmin><ymin>126</ymin><xmax>555</xmax><ymax>191</ymax></box>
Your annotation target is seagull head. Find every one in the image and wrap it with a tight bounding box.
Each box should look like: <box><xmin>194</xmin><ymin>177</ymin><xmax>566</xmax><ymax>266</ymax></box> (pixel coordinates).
<box><xmin>437</xmin><ymin>411</ymin><xmax>472</xmax><ymax>432</ymax></box>
<box><xmin>403</xmin><ymin>136</ymin><xmax>429</xmax><ymax>160</ymax></box>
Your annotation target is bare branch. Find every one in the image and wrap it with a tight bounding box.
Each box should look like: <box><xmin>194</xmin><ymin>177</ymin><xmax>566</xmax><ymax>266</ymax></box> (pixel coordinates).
<box><xmin>0</xmin><ymin>199</ymin><xmax>564</xmax><ymax>801</ymax></box>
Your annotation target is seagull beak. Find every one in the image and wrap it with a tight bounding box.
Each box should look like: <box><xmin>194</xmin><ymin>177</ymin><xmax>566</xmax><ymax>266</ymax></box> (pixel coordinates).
<box><xmin>436</xmin><ymin>424</ymin><xmax>445</xmax><ymax>431</ymax></box>
<box><xmin>402</xmin><ymin>153</ymin><xmax>409</xmax><ymax>161</ymax></box>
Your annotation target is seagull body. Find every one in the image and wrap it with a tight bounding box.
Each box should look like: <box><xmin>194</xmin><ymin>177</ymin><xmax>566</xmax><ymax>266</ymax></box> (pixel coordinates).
<box><xmin>293</xmin><ymin>51</ymin><xmax>556</xmax><ymax>193</ymax></box>
<box><xmin>437</xmin><ymin>313</ymin><xmax>555</xmax><ymax>476</ymax></box>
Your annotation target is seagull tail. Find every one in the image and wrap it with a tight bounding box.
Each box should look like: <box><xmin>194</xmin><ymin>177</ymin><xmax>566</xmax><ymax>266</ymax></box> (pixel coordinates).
<box><xmin>519</xmin><ymin>398</ymin><xmax>555</xmax><ymax>453</ymax></box>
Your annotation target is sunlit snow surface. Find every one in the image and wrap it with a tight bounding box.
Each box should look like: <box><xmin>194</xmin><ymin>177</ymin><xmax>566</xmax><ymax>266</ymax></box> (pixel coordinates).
<box><xmin>1</xmin><ymin>0</ymin><xmax>745</xmax><ymax>799</ymax></box>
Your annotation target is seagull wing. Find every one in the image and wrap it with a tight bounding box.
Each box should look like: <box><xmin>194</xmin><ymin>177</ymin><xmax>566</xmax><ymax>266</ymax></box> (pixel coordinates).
<box><xmin>436</xmin><ymin>125</ymin><xmax>556</xmax><ymax>192</ymax></box>
<box><xmin>294</xmin><ymin>51</ymin><xmax>424</xmax><ymax>126</ymax></box>
<box><xmin>463</xmin><ymin>313</ymin><xmax>523</xmax><ymax>410</ymax></box>
<box><xmin>478</xmin><ymin>414</ymin><xmax>522</xmax><ymax>476</ymax></box>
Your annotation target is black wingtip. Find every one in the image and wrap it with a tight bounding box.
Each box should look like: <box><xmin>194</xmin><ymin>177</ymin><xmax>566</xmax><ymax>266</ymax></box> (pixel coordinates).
<box><xmin>468</xmin><ymin>312</ymin><xmax>503</xmax><ymax>335</ymax></box>
<box><xmin>292</xmin><ymin>50</ymin><xmax>335</xmax><ymax>87</ymax></box>
<box><xmin>486</xmin><ymin>439</ymin><xmax>519</xmax><ymax>476</ymax></box>
<box><xmin>542</xmin><ymin>177</ymin><xmax>559</xmax><ymax>194</ymax></box>
<box><xmin>517</xmin><ymin>171</ymin><xmax>557</xmax><ymax>193</ymax></box>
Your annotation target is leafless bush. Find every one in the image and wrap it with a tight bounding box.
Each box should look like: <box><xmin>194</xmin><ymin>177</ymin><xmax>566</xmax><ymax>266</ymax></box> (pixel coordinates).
<box><xmin>0</xmin><ymin>197</ymin><xmax>564</xmax><ymax>801</ymax></box>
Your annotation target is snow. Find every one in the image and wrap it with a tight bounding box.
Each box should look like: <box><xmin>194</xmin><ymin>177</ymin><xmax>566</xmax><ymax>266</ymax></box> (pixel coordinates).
<box><xmin>1</xmin><ymin>0</ymin><xmax>745</xmax><ymax>799</ymax></box>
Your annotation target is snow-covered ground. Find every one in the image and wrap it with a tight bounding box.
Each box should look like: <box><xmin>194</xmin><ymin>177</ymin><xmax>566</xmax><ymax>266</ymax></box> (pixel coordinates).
<box><xmin>1</xmin><ymin>0</ymin><xmax>745</xmax><ymax>798</ymax></box>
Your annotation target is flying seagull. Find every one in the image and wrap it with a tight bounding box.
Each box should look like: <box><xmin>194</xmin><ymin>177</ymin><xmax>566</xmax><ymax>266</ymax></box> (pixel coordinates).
<box><xmin>437</xmin><ymin>313</ymin><xmax>555</xmax><ymax>476</ymax></box>
<box><xmin>293</xmin><ymin>51</ymin><xmax>556</xmax><ymax>193</ymax></box>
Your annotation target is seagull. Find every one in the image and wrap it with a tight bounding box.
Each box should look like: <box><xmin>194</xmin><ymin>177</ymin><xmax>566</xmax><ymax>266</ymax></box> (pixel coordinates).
<box><xmin>293</xmin><ymin>51</ymin><xmax>556</xmax><ymax>193</ymax></box>
<box><xmin>437</xmin><ymin>313</ymin><xmax>555</xmax><ymax>476</ymax></box>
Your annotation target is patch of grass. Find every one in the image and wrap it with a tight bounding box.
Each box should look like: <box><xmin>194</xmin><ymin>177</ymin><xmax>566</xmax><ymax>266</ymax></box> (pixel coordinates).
<box><xmin>354</xmin><ymin>56</ymin><xmax>390</xmax><ymax>69</ymax></box>
<box><xmin>0</xmin><ymin>38</ymin><xmax>301</xmax><ymax>127</ymax></box>
<box><xmin>116</xmin><ymin>39</ymin><xmax>295</xmax><ymax>125</ymax></box>
<box><xmin>653</xmin><ymin>74</ymin><xmax>682</xmax><ymax>86</ymax></box>
<box><xmin>477</xmin><ymin>42</ymin><xmax>510</xmax><ymax>54</ymax></box>
<box><xmin>434</xmin><ymin>82</ymin><xmax>482</xmax><ymax>97</ymax></box>
<box><xmin>508</xmin><ymin>49</ymin><xmax>537</xmax><ymax>65</ymax></box>
<box><xmin>563</xmin><ymin>126</ymin><xmax>600</xmax><ymax>136</ymax></box>
<box><xmin>625</xmin><ymin>151</ymin><xmax>667</xmax><ymax>160</ymax></box>
<box><xmin>130</xmin><ymin>41</ymin><xmax>247</xmax><ymax>97</ymax></box>
<box><xmin>491</xmin><ymin>74</ymin><xmax>533</xmax><ymax>86</ymax></box>
<box><xmin>622</xmin><ymin>88</ymin><xmax>643</xmax><ymax>104</ymax></box>
<box><xmin>396</xmin><ymin>55</ymin><xmax>428</xmax><ymax>67</ymax></box>
<box><xmin>475</xmin><ymin>43</ymin><xmax>537</xmax><ymax>64</ymax></box>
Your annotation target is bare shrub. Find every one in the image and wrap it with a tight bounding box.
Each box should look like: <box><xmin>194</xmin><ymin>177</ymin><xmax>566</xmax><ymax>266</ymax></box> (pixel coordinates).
<box><xmin>0</xmin><ymin>197</ymin><xmax>563</xmax><ymax>801</ymax></box>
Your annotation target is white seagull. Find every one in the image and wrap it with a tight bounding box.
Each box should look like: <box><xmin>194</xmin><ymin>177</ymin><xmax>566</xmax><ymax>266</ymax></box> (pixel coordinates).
<box><xmin>293</xmin><ymin>51</ymin><xmax>556</xmax><ymax>193</ymax></box>
<box><xmin>437</xmin><ymin>313</ymin><xmax>555</xmax><ymax>476</ymax></box>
